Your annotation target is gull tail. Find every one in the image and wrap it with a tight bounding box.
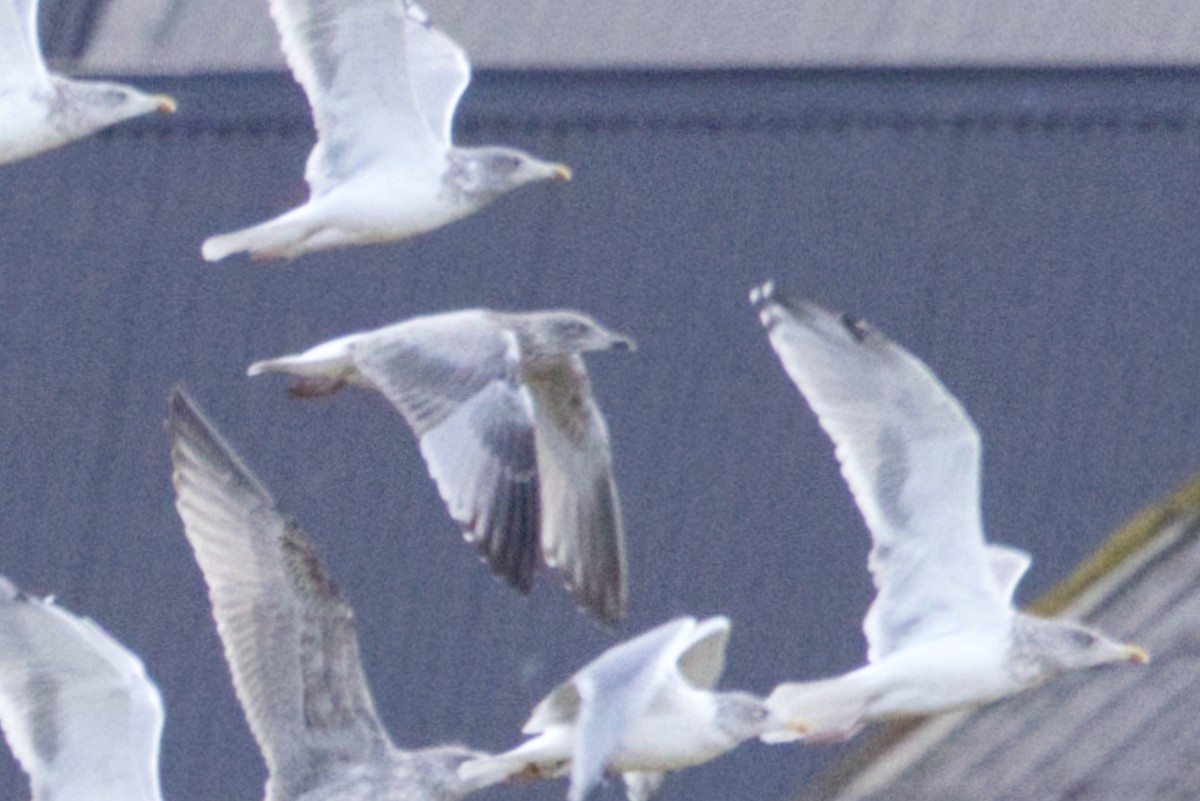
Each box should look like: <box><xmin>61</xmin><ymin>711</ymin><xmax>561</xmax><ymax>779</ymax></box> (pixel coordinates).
<box><xmin>247</xmin><ymin>333</ymin><xmax>362</xmax><ymax>397</ymax></box>
<box><xmin>202</xmin><ymin>211</ymin><xmax>314</xmax><ymax>263</ymax></box>
<box><xmin>762</xmin><ymin>677</ymin><xmax>868</xmax><ymax>744</ymax></box>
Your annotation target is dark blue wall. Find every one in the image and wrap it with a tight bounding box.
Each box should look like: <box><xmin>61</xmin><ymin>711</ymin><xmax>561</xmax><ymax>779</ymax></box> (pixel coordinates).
<box><xmin>0</xmin><ymin>68</ymin><xmax>1197</xmax><ymax>801</ymax></box>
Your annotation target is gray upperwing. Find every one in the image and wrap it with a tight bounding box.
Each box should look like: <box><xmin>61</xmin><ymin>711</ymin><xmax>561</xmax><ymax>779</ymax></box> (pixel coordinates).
<box><xmin>522</xmin><ymin>678</ymin><xmax>581</xmax><ymax>735</ymax></box>
<box><xmin>353</xmin><ymin>315</ymin><xmax>542</xmax><ymax>592</ymax></box>
<box><xmin>675</xmin><ymin>617</ymin><xmax>731</xmax><ymax>690</ymax></box>
<box><xmin>526</xmin><ymin>358</ymin><xmax>627</xmax><ymax>624</ymax></box>
<box><xmin>753</xmin><ymin>284</ymin><xmax>1007</xmax><ymax>662</ymax></box>
<box><xmin>168</xmin><ymin>388</ymin><xmax>391</xmax><ymax>801</ymax></box>
<box><xmin>0</xmin><ymin>577</ymin><xmax>164</xmax><ymax>801</ymax></box>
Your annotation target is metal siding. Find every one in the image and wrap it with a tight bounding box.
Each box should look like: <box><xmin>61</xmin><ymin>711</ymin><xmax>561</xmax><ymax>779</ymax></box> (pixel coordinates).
<box><xmin>0</xmin><ymin>70</ymin><xmax>1195</xmax><ymax>801</ymax></box>
<box><xmin>75</xmin><ymin>0</ymin><xmax>1200</xmax><ymax>74</ymax></box>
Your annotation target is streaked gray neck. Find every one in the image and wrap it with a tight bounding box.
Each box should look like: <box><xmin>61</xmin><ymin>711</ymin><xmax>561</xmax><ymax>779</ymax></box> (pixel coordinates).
<box><xmin>441</xmin><ymin>148</ymin><xmax>507</xmax><ymax>206</ymax></box>
<box><xmin>713</xmin><ymin>692</ymin><xmax>773</xmax><ymax>741</ymax></box>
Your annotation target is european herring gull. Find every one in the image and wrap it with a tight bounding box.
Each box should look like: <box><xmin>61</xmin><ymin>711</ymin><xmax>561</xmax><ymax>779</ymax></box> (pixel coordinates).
<box><xmin>247</xmin><ymin>308</ymin><xmax>633</xmax><ymax>624</ymax></box>
<box><xmin>167</xmin><ymin>387</ymin><xmax>497</xmax><ymax>801</ymax></box>
<box><xmin>750</xmin><ymin>282</ymin><xmax>1148</xmax><ymax>743</ymax></box>
<box><xmin>201</xmin><ymin>0</ymin><xmax>571</xmax><ymax>262</ymax></box>
<box><xmin>0</xmin><ymin>575</ymin><xmax>164</xmax><ymax>801</ymax></box>
<box><xmin>0</xmin><ymin>0</ymin><xmax>176</xmax><ymax>165</ymax></box>
<box><xmin>458</xmin><ymin>616</ymin><xmax>798</xmax><ymax>801</ymax></box>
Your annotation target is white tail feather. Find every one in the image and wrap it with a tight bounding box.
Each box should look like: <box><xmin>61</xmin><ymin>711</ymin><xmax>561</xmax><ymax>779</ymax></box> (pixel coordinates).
<box><xmin>202</xmin><ymin>214</ymin><xmax>313</xmax><ymax>262</ymax></box>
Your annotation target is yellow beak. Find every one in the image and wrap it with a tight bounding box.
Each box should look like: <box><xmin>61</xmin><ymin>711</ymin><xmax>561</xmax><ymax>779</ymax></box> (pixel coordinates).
<box><xmin>551</xmin><ymin>163</ymin><xmax>572</xmax><ymax>181</ymax></box>
<box><xmin>155</xmin><ymin>95</ymin><xmax>179</xmax><ymax>113</ymax></box>
<box><xmin>1123</xmin><ymin>644</ymin><xmax>1150</xmax><ymax>664</ymax></box>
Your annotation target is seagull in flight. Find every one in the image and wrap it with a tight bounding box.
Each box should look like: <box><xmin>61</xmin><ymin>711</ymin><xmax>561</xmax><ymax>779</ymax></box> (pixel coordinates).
<box><xmin>168</xmin><ymin>387</ymin><xmax>500</xmax><ymax>801</ymax></box>
<box><xmin>248</xmin><ymin>308</ymin><xmax>633</xmax><ymax>624</ymax></box>
<box><xmin>458</xmin><ymin>616</ymin><xmax>798</xmax><ymax>801</ymax></box>
<box><xmin>201</xmin><ymin>0</ymin><xmax>571</xmax><ymax>262</ymax></box>
<box><xmin>0</xmin><ymin>575</ymin><xmax>164</xmax><ymax>801</ymax></box>
<box><xmin>750</xmin><ymin>282</ymin><xmax>1149</xmax><ymax>743</ymax></box>
<box><xmin>0</xmin><ymin>0</ymin><xmax>176</xmax><ymax>165</ymax></box>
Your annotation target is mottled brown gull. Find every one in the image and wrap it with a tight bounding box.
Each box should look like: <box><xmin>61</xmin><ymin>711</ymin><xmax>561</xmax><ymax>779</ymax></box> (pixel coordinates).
<box><xmin>0</xmin><ymin>0</ymin><xmax>175</xmax><ymax>165</ymax></box>
<box><xmin>0</xmin><ymin>575</ymin><xmax>164</xmax><ymax>801</ymax></box>
<box><xmin>248</xmin><ymin>308</ymin><xmax>633</xmax><ymax>624</ymax></box>
<box><xmin>458</xmin><ymin>616</ymin><xmax>800</xmax><ymax>801</ymax></box>
<box><xmin>168</xmin><ymin>388</ymin><xmax>497</xmax><ymax>801</ymax></box>
<box><xmin>750</xmin><ymin>282</ymin><xmax>1148</xmax><ymax>743</ymax></box>
<box><xmin>201</xmin><ymin>0</ymin><xmax>571</xmax><ymax>263</ymax></box>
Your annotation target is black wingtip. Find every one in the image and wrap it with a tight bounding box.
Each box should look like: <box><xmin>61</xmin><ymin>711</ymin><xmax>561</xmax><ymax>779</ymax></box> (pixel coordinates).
<box><xmin>750</xmin><ymin>280</ymin><xmax>814</xmax><ymax>333</ymax></box>
<box><xmin>750</xmin><ymin>284</ymin><xmax>878</xmax><ymax>346</ymax></box>
<box><xmin>837</xmin><ymin>311</ymin><xmax>872</xmax><ymax>343</ymax></box>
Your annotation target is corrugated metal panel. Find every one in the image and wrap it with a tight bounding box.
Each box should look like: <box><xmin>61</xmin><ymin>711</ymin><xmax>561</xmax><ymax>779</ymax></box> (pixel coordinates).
<box><xmin>77</xmin><ymin>0</ymin><xmax>1200</xmax><ymax>75</ymax></box>
<box><xmin>0</xmin><ymin>69</ymin><xmax>1197</xmax><ymax>801</ymax></box>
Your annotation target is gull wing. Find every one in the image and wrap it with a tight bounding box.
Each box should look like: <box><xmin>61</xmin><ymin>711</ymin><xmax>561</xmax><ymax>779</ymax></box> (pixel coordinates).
<box><xmin>266</xmin><ymin>0</ymin><xmax>443</xmax><ymax>196</ymax></box>
<box><xmin>403</xmin><ymin>1</ymin><xmax>471</xmax><ymax>145</ymax></box>
<box><xmin>351</xmin><ymin>312</ymin><xmax>541</xmax><ymax>594</ymax></box>
<box><xmin>519</xmin><ymin>616</ymin><xmax>724</xmax><ymax>735</ymax></box>
<box><xmin>526</xmin><ymin>357</ymin><xmax>628</xmax><ymax>624</ymax></box>
<box><xmin>675</xmin><ymin>616</ymin><xmax>731</xmax><ymax>690</ymax></box>
<box><xmin>0</xmin><ymin>0</ymin><xmax>47</xmax><ymax>89</ymax></box>
<box><xmin>986</xmin><ymin>543</ymin><xmax>1032</xmax><ymax>604</ymax></box>
<box><xmin>752</xmin><ymin>284</ymin><xmax>1011</xmax><ymax>662</ymax></box>
<box><xmin>567</xmin><ymin>618</ymin><xmax>697</xmax><ymax>801</ymax></box>
<box><xmin>168</xmin><ymin>388</ymin><xmax>391</xmax><ymax>801</ymax></box>
<box><xmin>0</xmin><ymin>577</ymin><xmax>163</xmax><ymax>801</ymax></box>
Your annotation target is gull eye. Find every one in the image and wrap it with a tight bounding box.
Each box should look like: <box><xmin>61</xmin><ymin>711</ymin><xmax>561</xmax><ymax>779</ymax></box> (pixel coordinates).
<box><xmin>102</xmin><ymin>88</ymin><xmax>130</xmax><ymax>106</ymax></box>
<box><xmin>1070</xmin><ymin>630</ymin><xmax>1097</xmax><ymax>648</ymax></box>
<box><xmin>489</xmin><ymin>153</ymin><xmax>523</xmax><ymax>173</ymax></box>
<box><xmin>556</xmin><ymin>319</ymin><xmax>590</xmax><ymax>340</ymax></box>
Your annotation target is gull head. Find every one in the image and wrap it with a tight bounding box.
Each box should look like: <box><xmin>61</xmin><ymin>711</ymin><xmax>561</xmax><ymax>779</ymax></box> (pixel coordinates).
<box><xmin>1015</xmin><ymin>616</ymin><xmax>1149</xmax><ymax>682</ymax></box>
<box><xmin>518</xmin><ymin>311</ymin><xmax>636</xmax><ymax>358</ymax></box>
<box><xmin>715</xmin><ymin>691</ymin><xmax>802</xmax><ymax>744</ymax></box>
<box><xmin>62</xmin><ymin>80</ymin><xmax>178</xmax><ymax>124</ymax></box>
<box><xmin>447</xmin><ymin>146</ymin><xmax>571</xmax><ymax>204</ymax></box>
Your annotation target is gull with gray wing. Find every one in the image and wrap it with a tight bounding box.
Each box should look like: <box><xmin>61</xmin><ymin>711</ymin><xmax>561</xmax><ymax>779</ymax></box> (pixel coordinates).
<box><xmin>750</xmin><ymin>282</ymin><xmax>1149</xmax><ymax>743</ymax></box>
<box><xmin>458</xmin><ymin>616</ymin><xmax>800</xmax><ymax>801</ymax></box>
<box><xmin>168</xmin><ymin>387</ymin><xmax>498</xmax><ymax>801</ymax></box>
<box><xmin>248</xmin><ymin>308</ymin><xmax>633</xmax><ymax>624</ymax></box>
<box><xmin>0</xmin><ymin>0</ymin><xmax>175</xmax><ymax>165</ymax></box>
<box><xmin>0</xmin><ymin>575</ymin><xmax>164</xmax><ymax>801</ymax></box>
<box><xmin>201</xmin><ymin>0</ymin><xmax>571</xmax><ymax>262</ymax></box>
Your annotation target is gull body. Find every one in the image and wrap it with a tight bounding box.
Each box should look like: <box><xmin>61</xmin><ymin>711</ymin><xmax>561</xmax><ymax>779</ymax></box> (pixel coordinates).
<box><xmin>201</xmin><ymin>0</ymin><xmax>570</xmax><ymax>262</ymax></box>
<box><xmin>0</xmin><ymin>576</ymin><xmax>164</xmax><ymax>801</ymax></box>
<box><xmin>248</xmin><ymin>308</ymin><xmax>633</xmax><ymax>624</ymax></box>
<box><xmin>459</xmin><ymin>617</ymin><xmax>794</xmax><ymax>801</ymax></box>
<box><xmin>167</xmin><ymin>388</ymin><xmax>498</xmax><ymax>801</ymax></box>
<box><xmin>750</xmin><ymin>282</ymin><xmax>1148</xmax><ymax>743</ymax></box>
<box><xmin>0</xmin><ymin>0</ymin><xmax>175</xmax><ymax>165</ymax></box>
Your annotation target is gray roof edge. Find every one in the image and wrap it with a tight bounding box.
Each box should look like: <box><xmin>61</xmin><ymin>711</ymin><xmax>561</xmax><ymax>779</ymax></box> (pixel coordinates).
<box><xmin>75</xmin><ymin>0</ymin><xmax>1200</xmax><ymax>76</ymax></box>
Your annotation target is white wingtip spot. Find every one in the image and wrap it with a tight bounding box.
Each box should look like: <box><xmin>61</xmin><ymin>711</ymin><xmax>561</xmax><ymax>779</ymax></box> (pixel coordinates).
<box><xmin>749</xmin><ymin>280</ymin><xmax>775</xmax><ymax>305</ymax></box>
